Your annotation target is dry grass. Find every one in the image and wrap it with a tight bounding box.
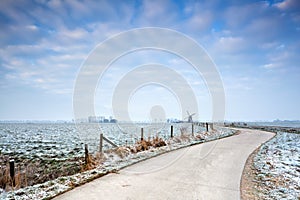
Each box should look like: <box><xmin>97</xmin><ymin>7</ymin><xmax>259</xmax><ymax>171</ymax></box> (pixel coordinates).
<box><xmin>180</xmin><ymin>127</ymin><xmax>187</xmax><ymax>136</ymax></box>
<box><xmin>0</xmin><ymin>164</ymin><xmax>9</xmax><ymax>190</ymax></box>
<box><xmin>0</xmin><ymin>136</ymin><xmax>168</xmax><ymax>193</ymax></box>
<box><xmin>81</xmin><ymin>152</ymin><xmax>106</xmax><ymax>171</ymax></box>
<box><xmin>136</xmin><ymin>137</ymin><xmax>166</xmax><ymax>151</ymax></box>
<box><xmin>195</xmin><ymin>134</ymin><xmax>204</xmax><ymax>140</ymax></box>
<box><xmin>106</xmin><ymin>137</ymin><xmax>167</xmax><ymax>158</ymax></box>
<box><xmin>0</xmin><ymin>163</ymin><xmax>26</xmax><ymax>191</ymax></box>
<box><xmin>0</xmin><ymin>155</ymin><xmax>83</xmax><ymax>192</ymax></box>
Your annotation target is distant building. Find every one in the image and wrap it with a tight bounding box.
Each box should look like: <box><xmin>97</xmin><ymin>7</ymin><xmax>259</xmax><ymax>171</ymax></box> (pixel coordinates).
<box><xmin>88</xmin><ymin>116</ymin><xmax>98</xmax><ymax>123</ymax></box>
<box><xmin>87</xmin><ymin>115</ymin><xmax>117</xmax><ymax>123</ymax></box>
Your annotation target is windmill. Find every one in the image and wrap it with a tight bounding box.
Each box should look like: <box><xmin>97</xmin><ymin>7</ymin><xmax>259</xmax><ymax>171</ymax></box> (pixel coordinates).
<box><xmin>185</xmin><ymin>111</ymin><xmax>196</xmax><ymax>123</ymax></box>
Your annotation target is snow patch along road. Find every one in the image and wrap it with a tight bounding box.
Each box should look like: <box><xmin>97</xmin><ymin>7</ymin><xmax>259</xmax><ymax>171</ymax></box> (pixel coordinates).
<box><xmin>55</xmin><ymin>129</ymin><xmax>274</xmax><ymax>200</ymax></box>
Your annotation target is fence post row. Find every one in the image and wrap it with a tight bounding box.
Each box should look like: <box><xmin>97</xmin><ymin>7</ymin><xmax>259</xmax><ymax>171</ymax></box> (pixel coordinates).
<box><xmin>96</xmin><ymin>122</ymin><xmax>213</xmax><ymax>154</ymax></box>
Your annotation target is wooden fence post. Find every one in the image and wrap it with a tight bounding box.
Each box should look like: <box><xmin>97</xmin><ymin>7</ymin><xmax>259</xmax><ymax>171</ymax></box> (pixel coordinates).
<box><xmin>99</xmin><ymin>133</ymin><xmax>103</xmax><ymax>153</ymax></box>
<box><xmin>171</xmin><ymin>125</ymin><xmax>173</xmax><ymax>138</ymax></box>
<box><xmin>192</xmin><ymin>123</ymin><xmax>194</xmax><ymax>136</ymax></box>
<box><xmin>85</xmin><ymin>144</ymin><xmax>89</xmax><ymax>165</ymax></box>
<box><xmin>141</xmin><ymin>128</ymin><xmax>144</xmax><ymax>141</ymax></box>
<box><xmin>9</xmin><ymin>159</ymin><xmax>15</xmax><ymax>186</ymax></box>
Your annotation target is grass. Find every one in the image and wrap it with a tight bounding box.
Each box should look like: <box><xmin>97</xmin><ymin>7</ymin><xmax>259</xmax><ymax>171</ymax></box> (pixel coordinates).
<box><xmin>0</xmin><ymin>155</ymin><xmax>83</xmax><ymax>192</ymax></box>
<box><xmin>0</xmin><ymin>130</ymin><xmax>221</xmax><ymax>193</ymax></box>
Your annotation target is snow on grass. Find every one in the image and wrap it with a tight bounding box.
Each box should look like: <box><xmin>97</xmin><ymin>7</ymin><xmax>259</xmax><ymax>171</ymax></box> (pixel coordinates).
<box><xmin>253</xmin><ymin>132</ymin><xmax>300</xmax><ymax>199</ymax></box>
<box><xmin>0</xmin><ymin>127</ymin><xmax>236</xmax><ymax>200</ymax></box>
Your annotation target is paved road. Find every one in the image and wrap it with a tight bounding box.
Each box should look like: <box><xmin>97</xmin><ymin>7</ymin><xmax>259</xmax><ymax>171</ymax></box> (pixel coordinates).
<box><xmin>55</xmin><ymin>129</ymin><xmax>274</xmax><ymax>200</ymax></box>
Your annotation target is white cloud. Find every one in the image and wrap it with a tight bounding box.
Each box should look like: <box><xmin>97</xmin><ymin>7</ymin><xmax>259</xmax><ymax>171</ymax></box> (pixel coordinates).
<box><xmin>263</xmin><ymin>63</ymin><xmax>277</xmax><ymax>69</ymax></box>
<box><xmin>275</xmin><ymin>0</ymin><xmax>300</xmax><ymax>10</ymax></box>
<box><xmin>245</xmin><ymin>17</ymin><xmax>280</xmax><ymax>40</ymax></box>
<box><xmin>1</xmin><ymin>0</ymin><xmax>300</xmax><ymax>120</ymax></box>
<box><xmin>59</xmin><ymin>28</ymin><xmax>89</xmax><ymax>40</ymax></box>
<box><xmin>260</xmin><ymin>42</ymin><xmax>279</xmax><ymax>49</ymax></box>
<box><xmin>187</xmin><ymin>11</ymin><xmax>213</xmax><ymax>32</ymax></box>
<box><xmin>213</xmin><ymin>36</ymin><xmax>245</xmax><ymax>53</ymax></box>
<box><xmin>181</xmin><ymin>1</ymin><xmax>215</xmax><ymax>34</ymax></box>
<box><xmin>270</xmin><ymin>50</ymin><xmax>292</xmax><ymax>62</ymax></box>
<box><xmin>135</xmin><ymin>0</ymin><xmax>179</xmax><ymax>27</ymax></box>
<box><xmin>223</xmin><ymin>75</ymin><xmax>254</xmax><ymax>92</ymax></box>
<box><xmin>26</xmin><ymin>25</ymin><xmax>38</xmax><ymax>31</ymax></box>
<box><xmin>223</xmin><ymin>4</ymin><xmax>256</xmax><ymax>28</ymax></box>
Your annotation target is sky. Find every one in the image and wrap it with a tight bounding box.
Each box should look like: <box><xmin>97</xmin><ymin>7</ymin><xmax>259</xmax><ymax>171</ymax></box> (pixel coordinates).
<box><xmin>0</xmin><ymin>0</ymin><xmax>300</xmax><ymax>121</ymax></box>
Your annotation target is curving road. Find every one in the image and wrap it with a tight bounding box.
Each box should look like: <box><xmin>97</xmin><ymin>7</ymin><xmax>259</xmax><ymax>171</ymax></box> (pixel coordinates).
<box><xmin>55</xmin><ymin>129</ymin><xmax>274</xmax><ymax>200</ymax></box>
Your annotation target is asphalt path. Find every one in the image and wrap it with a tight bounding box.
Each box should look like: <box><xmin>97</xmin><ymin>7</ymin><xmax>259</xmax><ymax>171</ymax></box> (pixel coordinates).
<box><xmin>55</xmin><ymin>128</ymin><xmax>274</xmax><ymax>200</ymax></box>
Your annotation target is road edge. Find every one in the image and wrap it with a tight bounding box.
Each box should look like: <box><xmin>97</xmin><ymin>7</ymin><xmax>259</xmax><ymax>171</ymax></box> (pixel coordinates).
<box><xmin>50</xmin><ymin>128</ymin><xmax>238</xmax><ymax>199</ymax></box>
<box><xmin>240</xmin><ymin>129</ymin><xmax>276</xmax><ymax>199</ymax></box>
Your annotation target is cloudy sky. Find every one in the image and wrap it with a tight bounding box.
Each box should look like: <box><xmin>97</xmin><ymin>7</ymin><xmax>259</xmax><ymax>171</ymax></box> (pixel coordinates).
<box><xmin>0</xmin><ymin>0</ymin><xmax>299</xmax><ymax>121</ymax></box>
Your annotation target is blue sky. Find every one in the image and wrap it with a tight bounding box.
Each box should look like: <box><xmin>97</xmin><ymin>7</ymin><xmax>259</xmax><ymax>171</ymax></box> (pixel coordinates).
<box><xmin>0</xmin><ymin>0</ymin><xmax>299</xmax><ymax>121</ymax></box>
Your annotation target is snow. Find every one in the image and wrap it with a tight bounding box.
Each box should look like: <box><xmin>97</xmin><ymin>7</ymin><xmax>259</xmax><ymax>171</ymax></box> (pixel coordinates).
<box><xmin>0</xmin><ymin>126</ymin><xmax>235</xmax><ymax>200</ymax></box>
<box><xmin>253</xmin><ymin>132</ymin><xmax>300</xmax><ymax>199</ymax></box>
